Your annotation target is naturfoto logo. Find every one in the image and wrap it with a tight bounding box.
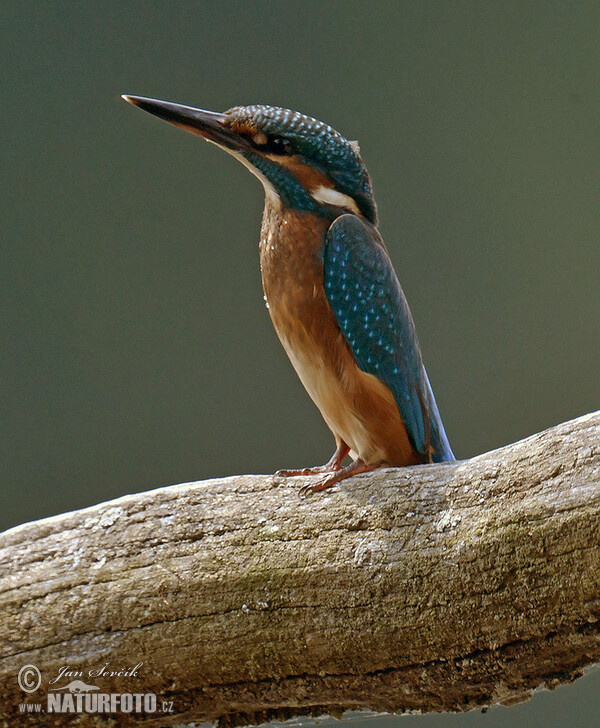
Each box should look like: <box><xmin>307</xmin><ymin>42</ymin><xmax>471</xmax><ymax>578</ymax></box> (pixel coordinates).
<box><xmin>17</xmin><ymin>662</ymin><xmax>174</xmax><ymax>716</ymax></box>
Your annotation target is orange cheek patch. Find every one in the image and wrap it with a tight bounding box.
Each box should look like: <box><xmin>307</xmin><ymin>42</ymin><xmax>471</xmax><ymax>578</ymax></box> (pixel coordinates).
<box><xmin>268</xmin><ymin>155</ymin><xmax>334</xmax><ymax>191</ymax></box>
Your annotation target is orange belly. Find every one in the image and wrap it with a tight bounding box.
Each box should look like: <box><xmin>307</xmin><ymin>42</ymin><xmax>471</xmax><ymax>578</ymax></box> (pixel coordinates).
<box><xmin>274</xmin><ymin>307</ymin><xmax>419</xmax><ymax>467</ymax></box>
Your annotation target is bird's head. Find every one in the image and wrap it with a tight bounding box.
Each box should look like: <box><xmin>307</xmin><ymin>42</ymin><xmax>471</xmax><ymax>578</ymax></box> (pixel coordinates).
<box><xmin>123</xmin><ymin>96</ymin><xmax>377</xmax><ymax>224</ymax></box>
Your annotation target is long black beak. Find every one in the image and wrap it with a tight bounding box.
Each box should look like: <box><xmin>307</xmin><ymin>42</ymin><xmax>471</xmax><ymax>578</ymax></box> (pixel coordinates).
<box><xmin>122</xmin><ymin>95</ymin><xmax>245</xmax><ymax>151</ymax></box>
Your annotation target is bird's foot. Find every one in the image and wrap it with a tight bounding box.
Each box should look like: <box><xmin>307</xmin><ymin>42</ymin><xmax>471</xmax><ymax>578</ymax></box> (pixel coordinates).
<box><xmin>300</xmin><ymin>459</ymin><xmax>375</xmax><ymax>494</ymax></box>
<box><xmin>276</xmin><ymin>464</ymin><xmax>336</xmax><ymax>477</ymax></box>
<box><xmin>275</xmin><ymin>442</ymin><xmax>350</xmax><ymax>478</ymax></box>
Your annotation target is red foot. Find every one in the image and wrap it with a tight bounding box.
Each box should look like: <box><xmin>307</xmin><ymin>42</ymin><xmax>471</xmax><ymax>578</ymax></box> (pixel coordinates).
<box><xmin>300</xmin><ymin>459</ymin><xmax>375</xmax><ymax>494</ymax></box>
<box><xmin>275</xmin><ymin>442</ymin><xmax>350</xmax><ymax>478</ymax></box>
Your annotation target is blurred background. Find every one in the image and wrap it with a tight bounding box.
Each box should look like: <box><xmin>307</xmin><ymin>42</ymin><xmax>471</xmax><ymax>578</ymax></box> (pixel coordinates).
<box><xmin>2</xmin><ymin>2</ymin><xmax>599</xmax><ymax>724</ymax></box>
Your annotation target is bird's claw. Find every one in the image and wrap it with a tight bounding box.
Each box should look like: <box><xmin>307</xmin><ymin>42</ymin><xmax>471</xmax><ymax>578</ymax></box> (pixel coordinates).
<box><xmin>298</xmin><ymin>476</ymin><xmax>338</xmax><ymax>495</ymax></box>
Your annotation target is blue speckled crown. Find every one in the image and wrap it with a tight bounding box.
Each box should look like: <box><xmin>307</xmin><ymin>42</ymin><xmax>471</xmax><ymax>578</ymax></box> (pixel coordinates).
<box><xmin>227</xmin><ymin>105</ymin><xmax>377</xmax><ymax>223</ymax></box>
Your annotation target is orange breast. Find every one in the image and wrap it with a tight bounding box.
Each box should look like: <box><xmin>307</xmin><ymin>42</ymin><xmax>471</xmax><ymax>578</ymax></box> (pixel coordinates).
<box><xmin>259</xmin><ymin>203</ymin><xmax>419</xmax><ymax>467</ymax></box>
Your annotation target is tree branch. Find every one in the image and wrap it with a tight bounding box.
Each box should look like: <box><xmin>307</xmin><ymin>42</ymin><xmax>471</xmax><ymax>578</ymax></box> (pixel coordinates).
<box><xmin>1</xmin><ymin>412</ymin><xmax>599</xmax><ymax>727</ymax></box>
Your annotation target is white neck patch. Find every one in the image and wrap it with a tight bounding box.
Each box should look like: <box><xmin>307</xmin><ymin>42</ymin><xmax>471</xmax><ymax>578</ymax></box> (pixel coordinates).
<box><xmin>309</xmin><ymin>185</ymin><xmax>361</xmax><ymax>215</ymax></box>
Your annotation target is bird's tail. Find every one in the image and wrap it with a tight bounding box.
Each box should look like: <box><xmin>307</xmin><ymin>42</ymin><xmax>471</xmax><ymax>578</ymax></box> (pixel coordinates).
<box><xmin>423</xmin><ymin>368</ymin><xmax>455</xmax><ymax>462</ymax></box>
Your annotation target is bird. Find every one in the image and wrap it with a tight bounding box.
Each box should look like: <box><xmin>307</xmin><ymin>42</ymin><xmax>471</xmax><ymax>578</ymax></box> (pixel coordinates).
<box><xmin>122</xmin><ymin>95</ymin><xmax>455</xmax><ymax>492</ymax></box>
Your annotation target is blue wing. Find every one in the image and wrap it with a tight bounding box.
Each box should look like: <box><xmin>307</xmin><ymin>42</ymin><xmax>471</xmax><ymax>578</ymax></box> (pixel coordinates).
<box><xmin>323</xmin><ymin>214</ymin><xmax>454</xmax><ymax>462</ymax></box>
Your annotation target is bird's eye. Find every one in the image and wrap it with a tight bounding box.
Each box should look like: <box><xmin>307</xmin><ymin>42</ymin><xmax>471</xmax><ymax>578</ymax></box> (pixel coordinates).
<box><xmin>268</xmin><ymin>136</ymin><xmax>294</xmax><ymax>155</ymax></box>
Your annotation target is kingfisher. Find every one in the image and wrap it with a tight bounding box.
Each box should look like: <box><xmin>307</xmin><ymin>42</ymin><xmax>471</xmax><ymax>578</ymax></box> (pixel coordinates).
<box><xmin>123</xmin><ymin>95</ymin><xmax>455</xmax><ymax>491</ymax></box>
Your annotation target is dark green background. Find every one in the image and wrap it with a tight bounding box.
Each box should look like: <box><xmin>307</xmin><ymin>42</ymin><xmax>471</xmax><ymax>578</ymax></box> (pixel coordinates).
<box><xmin>2</xmin><ymin>2</ymin><xmax>599</xmax><ymax>724</ymax></box>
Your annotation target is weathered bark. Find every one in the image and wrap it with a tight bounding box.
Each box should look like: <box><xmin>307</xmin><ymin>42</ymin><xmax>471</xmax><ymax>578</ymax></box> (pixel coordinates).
<box><xmin>1</xmin><ymin>412</ymin><xmax>599</xmax><ymax>727</ymax></box>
